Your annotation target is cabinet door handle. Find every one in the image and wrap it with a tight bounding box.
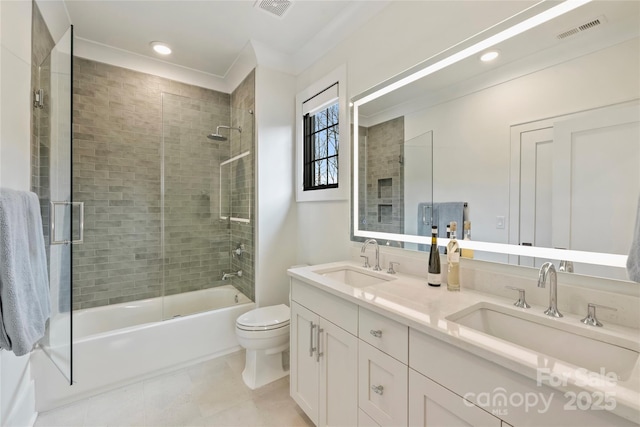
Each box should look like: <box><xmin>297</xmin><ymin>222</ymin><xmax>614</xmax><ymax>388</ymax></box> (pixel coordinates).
<box><xmin>371</xmin><ymin>385</ymin><xmax>384</xmax><ymax>395</ymax></box>
<box><xmin>370</xmin><ymin>329</ymin><xmax>382</xmax><ymax>338</ymax></box>
<box><xmin>309</xmin><ymin>322</ymin><xmax>316</xmax><ymax>357</ymax></box>
<box><xmin>316</xmin><ymin>328</ymin><xmax>324</xmax><ymax>362</ymax></box>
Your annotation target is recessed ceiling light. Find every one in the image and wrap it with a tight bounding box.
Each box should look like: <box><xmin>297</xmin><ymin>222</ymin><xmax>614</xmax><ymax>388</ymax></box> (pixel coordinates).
<box><xmin>150</xmin><ymin>42</ymin><xmax>172</xmax><ymax>55</ymax></box>
<box><xmin>480</xmin><ymin>50</ymin><xmax>500</xmax><ymax>62</ymax></box>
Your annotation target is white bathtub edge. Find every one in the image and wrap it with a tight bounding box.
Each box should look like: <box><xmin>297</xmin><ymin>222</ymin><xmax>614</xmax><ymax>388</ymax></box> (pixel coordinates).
<box><xmin>34</xmin><ymin>301</ymin><xmax>255</xmax><ymax>413</ymax></box>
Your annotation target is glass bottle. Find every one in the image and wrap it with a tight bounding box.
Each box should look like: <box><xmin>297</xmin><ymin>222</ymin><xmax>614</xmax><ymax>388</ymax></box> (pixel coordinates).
<box><xmin>427</xmin><ymin>226</ymin><xmax>441</xmax><ymax>287</ymax></box>
<box><xmin>446</xmin><ymin>221</ymin><xmax>460</xmax><ymax>291</ymax></box>
<box><xmin>461</xmin><ymin>220</ymin><xmax>474</xmax><ymax>259</ymax></box>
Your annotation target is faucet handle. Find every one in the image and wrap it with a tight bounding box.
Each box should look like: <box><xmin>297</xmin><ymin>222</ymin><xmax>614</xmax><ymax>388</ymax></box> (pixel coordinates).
<box><xmin>559</xmin><ymin>260</ymin><xmax>574</xmax><ymax>273</ymax></box>
<box><xmin>581</xmin><ymin>303</ymin><xmax>617</xmax><ymax>327</ymax></box>
<box><xmin>387</xmin><ymin>262</ymin><xmax>399</xmax><ymax>274</ymax></box>
<box><xmin>506</xmin><ymin>286</ymin><xmax>531</xmax><ymax>309</ymax></box>
<box><xmin>360</xmin><ymin>255</ymin><xmax>371</xmax><ymax>268</ymax></box>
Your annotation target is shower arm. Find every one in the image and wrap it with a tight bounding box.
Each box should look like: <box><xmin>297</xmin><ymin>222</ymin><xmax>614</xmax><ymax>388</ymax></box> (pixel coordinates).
<box><xmin>216</xmin><ymin>125</ymin><xmax>242</xmax><ymax>134</ymax></box>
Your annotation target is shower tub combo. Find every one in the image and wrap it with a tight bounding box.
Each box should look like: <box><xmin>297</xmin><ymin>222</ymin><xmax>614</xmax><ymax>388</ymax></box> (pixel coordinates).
<box><xmin>32</xmin><ymin>285</ymin><xmax>254</xmax><ymax>412</ymax></box>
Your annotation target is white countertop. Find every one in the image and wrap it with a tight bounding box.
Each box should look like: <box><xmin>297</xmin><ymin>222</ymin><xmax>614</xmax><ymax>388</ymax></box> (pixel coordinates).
<box><xmin>288</xmin><ymin>260</ymin><xmax>640</xmax><ymax>424</ymax></box>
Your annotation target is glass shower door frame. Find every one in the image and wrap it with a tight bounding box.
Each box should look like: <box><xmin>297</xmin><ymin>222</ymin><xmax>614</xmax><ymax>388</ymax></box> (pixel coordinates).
<box><xmin>40</xmin><ymin>25</ymin><xmax>74</xmax><ymax>385</ymax></box>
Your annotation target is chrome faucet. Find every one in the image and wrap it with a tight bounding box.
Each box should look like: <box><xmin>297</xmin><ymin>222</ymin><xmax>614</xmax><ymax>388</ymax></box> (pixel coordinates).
<box><xmin>361</xmin><ymin>239</ymin><xmax>382</xmax><ymax>271</ymax></box>
<box><xmin>537</xmin><ymin>262</ymin><xmax>562</xmax><ymax>318</ymax></box>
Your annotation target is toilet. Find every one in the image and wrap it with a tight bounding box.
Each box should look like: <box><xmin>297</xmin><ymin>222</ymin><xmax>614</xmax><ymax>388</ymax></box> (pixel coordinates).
<box><xmin>235</xmin><ymin>304</ymin><xmax>290</xmax><ymax>389</ymax></box>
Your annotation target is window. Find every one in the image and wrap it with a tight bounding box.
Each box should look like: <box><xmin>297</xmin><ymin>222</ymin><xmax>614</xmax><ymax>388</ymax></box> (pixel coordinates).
<box><xmin>303</xmin><ymin>100</ymin><xmax>339</xmax><ymax>190</ymax></box>
<box><xmin>296</xmin><ymin>65</ymin><xmax>348</xmax><ymax>202</ymax></box>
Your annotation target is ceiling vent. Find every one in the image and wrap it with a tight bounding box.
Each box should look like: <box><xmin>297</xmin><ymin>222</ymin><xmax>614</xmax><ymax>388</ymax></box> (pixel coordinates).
<box><xmin>255</xmin><ymin>0</ymin><xmax>293</xmax><ymax>18</ymax></box>
<box><xmin>557</xmin><ymin>15</ymin><xmax>606</xmax><ymax>40</ymax></box>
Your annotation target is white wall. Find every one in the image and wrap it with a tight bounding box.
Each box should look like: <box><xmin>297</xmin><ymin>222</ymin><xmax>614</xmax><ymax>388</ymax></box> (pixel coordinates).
<box><xmin>294</xmin><ymin>0</ymin><xmax>538</xmax><ymax>262</ymax></box>
<box><xmin>254</xmin><ymin>66</ymin><xmax>298</xmax><ymax>307</ymax></box>
<box><xmin>1</xmin><ymin>0</ymin><xmax>32</xmax><ymax>192</ymax></box>
<box><xmin>0</xmin><ymin>1</ymin><xmax>39</xmax><ymax>424</ymax></box>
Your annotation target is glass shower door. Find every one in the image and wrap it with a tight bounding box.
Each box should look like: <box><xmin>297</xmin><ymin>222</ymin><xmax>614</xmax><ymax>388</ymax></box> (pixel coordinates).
<box><xmin>38</xmin><ymin>26</ymin><xmax>74</xmax><ymax>384</ymax></box>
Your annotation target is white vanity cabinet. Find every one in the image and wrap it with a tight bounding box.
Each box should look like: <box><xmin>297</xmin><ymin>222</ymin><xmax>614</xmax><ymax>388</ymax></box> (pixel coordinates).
<box><xmin>290</xmin><ymin>273</ymin><xmax>638</xmax><ymax>427</ymax></box>
<box><xmin>409</xmin><ymin>328</ymin><xmax>638</xmax><ymax>427</ymax></box>
<box><xmin>358</xmin><ymin>341</ymin><xmax>408</xmax><ymax>426</ymax></box>
<box><xmin>357</xmin><ymin>308</ymin><xmax>409</xmax><ymax>426</ymax></box>
<box><xmin>290</xmin><ymin>280</ymin><xmax>358</xmax><ymax>427</ymax></box>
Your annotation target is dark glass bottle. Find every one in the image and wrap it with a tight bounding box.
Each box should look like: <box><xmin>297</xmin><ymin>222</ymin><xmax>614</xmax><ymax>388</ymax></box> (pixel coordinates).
<box><xmin>428</xmin><ymin>226</ymin><xmax>441</xmax><ymax>287</ymax></box>
<box><xmin>447</xmin><ymin>221</ymin><xmax>460</xmax><ymax>291</ymax></box>
<box><xmin>444</xmin><ymin>224</ymin><xmax>451</xmax><ymax>254</ymax></box>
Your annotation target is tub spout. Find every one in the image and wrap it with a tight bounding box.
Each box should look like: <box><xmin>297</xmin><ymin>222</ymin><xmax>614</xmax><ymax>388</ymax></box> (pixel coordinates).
<box><xmin>222</xmin><ymin>270</ymin><xmax>243</xmax><ymax>281</ymax></box>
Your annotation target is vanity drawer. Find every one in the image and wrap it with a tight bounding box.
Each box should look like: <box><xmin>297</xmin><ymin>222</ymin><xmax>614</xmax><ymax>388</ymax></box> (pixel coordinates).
<box><xmin>358</xmin><ymin>409</ymin><xmax>380</xmax><ymax>427</ymax></box>
<box><xmin>359</xmin><ymin>307</ymin><xmax>408</xmax><ymax>363</ymax></box>
<box><xmin>290</xmin><ymin>278</ymin><xmax>358</xmax><ymax>335</ymax></box>
<box><xmin>358</xmin><ymin>341</ymin><xmax>408</xmax><ymax>427</ymax></box>
<box><xmin>409</xmin><ymin>368</ymin><xmax>501</xmax><ymax>427</ymax></box>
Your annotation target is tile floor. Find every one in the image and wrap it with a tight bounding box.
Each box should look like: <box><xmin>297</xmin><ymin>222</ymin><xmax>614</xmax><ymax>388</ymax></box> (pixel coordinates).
<box><xmin>35</xmin><ymin>351</ymin><xmax>314</xmax><ymax>427</ymax></box>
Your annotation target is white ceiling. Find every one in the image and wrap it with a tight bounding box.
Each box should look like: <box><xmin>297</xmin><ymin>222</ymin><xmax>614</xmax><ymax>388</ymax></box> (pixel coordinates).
<box><xmin>64</xmin><ymin>0</ymin><xmax>388</xmax><ymax>77</ymax></box>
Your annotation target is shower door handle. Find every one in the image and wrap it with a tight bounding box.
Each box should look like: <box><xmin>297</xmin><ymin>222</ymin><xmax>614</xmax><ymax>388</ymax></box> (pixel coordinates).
<box><xmin>309</xmin><ymin>322</ymin><xmax>316</xmax><ymax>357</ymax></box>
<box><xmin>50</xmin><ymin>201</ymin><xmax>84</xmax><ymax>245</ymax></box>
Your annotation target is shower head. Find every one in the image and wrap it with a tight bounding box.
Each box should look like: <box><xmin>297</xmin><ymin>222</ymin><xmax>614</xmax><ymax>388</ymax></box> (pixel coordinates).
<box><xmin>207</xmin><ymin>125</ymin><xmax>241</xmax><ymax>141</ymax></box>
<box><xmin>207</xmin><ymin>133</ymin><xmax>227</xmax><ymax>141</ymax></box>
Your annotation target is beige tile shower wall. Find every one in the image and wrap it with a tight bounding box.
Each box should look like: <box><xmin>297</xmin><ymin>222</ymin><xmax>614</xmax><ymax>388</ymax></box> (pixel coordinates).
<box><xmin>357</xmin><ymin>126</ymin><xmax>367</xmax><ymax>233</ymax></box>
<box><xmin>162</xmin><ymin>93</ymin><xmax>231</xmax><ymax>297</ymax></box>
<box><xmin>230</xmin><ymin>70</ymin><xmax>255</xmax><ymax>301</ymax></box>
<box><xmin>31</xmin><ymin>2</ymin><xmax>54</xmax><ymax>252</ymax></box>
<box><xmin>364</xmin><ymin>116</ymin><xmax>404</xmax><ymax>234</ymax></box>
<box><xmin>72</xmin><ymin>57</ymin><xmax>231</xmax><ymax>309</ymax></box>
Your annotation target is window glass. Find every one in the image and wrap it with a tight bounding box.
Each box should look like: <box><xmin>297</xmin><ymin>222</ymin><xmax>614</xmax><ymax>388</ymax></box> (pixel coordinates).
<box><xmin>303</xmin><ymin>100</ymin><xmax>339</xmax><ymax>191</ymax></box>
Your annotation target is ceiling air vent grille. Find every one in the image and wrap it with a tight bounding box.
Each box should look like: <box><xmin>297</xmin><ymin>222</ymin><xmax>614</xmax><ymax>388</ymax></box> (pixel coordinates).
<box><xmin>557</xmin><ymin>16</ymin><xmax>606</xmax><ymax>40</ymax></box>
<box><xmin>578</xmin><ymin>19</ymin><xmax>601</xmax><ymax>32</ymax></box>
<box><xmin>557</xmin><ymin>28</ymin><xmax>580</xmax><ymax>39</ymax></box>
<box><xmin>256</xmin><ymin>0</ymin><xmax>292</xmax><ymax>18</ymax></box>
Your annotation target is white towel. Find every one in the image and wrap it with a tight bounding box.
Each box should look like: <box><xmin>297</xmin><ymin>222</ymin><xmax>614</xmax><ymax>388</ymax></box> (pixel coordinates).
<box><xmin>0</xmin><ymin>189</ymin><xmax>51</xmax><ymax>356</ymax></box>
<box><xmin>628</xmin><ymin>194</ymin><xmax>640</xmax><ymax>282</ymax></box>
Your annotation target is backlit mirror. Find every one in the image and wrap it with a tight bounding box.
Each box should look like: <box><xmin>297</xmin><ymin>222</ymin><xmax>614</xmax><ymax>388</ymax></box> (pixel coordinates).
<box><xmin>352</xmin><ymin>0</ymin><xmax>639</xmax><ymax>281</ymax></box>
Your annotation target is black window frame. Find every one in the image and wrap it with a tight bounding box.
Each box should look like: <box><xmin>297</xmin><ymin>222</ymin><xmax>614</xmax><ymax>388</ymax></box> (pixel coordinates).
<box><xmin>303</xmin><ymin>101</ymin><xmax>339</xmax><ymax>191</ymax></box>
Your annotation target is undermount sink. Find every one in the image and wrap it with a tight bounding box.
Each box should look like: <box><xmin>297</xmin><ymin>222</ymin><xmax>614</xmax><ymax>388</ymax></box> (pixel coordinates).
<box><xmin>447</xmin><ymin>303</ymin><xmax>640</xmax><ymax>381</ymax></box>
<box><xmin>314</xmin><ymin>266</ymin><xmax>396</xmax><ymax>288</ymax></box>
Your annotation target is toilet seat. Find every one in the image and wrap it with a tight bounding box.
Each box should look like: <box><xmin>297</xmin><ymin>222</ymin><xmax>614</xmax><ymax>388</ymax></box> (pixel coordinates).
<box><xmin>236</xmin><ymin>304</ymin><xmax>290</xmax><ymax>332</ymax></box>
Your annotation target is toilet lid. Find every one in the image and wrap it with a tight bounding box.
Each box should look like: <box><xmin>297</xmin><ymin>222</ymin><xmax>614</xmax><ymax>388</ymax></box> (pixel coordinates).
<box><xmin>236</xmin><ymin>304</ymin><xmax>290</xmax><ymax>329</ymax></box>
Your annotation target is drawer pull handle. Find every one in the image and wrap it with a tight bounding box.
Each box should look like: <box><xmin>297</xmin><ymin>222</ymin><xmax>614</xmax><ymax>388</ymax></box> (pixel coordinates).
<box><xmin>316</xmin><ymin>328</ymin><xmax>324</xmax><ymax>362</ymax></box>
<box><xmin>371</xmin><ymin>385</ymin><xmax>384</xmax><ymax>395</ymax></box>
<box><xmin>309</xmin><ymin>323</ymin><xmax>316</xmax><ymax>357</ymax></box>
<box><xmin>370</xmin><ymin>329</ymin><xmax>382</xmax><ymax>338</ymax></box>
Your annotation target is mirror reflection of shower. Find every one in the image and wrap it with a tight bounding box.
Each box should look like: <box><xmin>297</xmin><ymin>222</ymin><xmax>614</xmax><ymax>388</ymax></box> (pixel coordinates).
<box><xmin>207</xmin><ymin>125</ymin><xmax>242</xmax><ymax>141</ymax></box>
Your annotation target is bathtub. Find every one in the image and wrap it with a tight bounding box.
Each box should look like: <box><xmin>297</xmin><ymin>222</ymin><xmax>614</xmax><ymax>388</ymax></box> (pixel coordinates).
<box><xmin>32</xmin><ymin>285</ymin><xmax>254</xmax><ymax>412</ymax></box>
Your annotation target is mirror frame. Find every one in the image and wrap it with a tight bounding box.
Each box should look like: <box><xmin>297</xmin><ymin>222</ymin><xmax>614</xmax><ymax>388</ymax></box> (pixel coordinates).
<box><xmin>351</xmin><ymin>0</ymin><xmax>628</xmax><ymax>269</ymax></box>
